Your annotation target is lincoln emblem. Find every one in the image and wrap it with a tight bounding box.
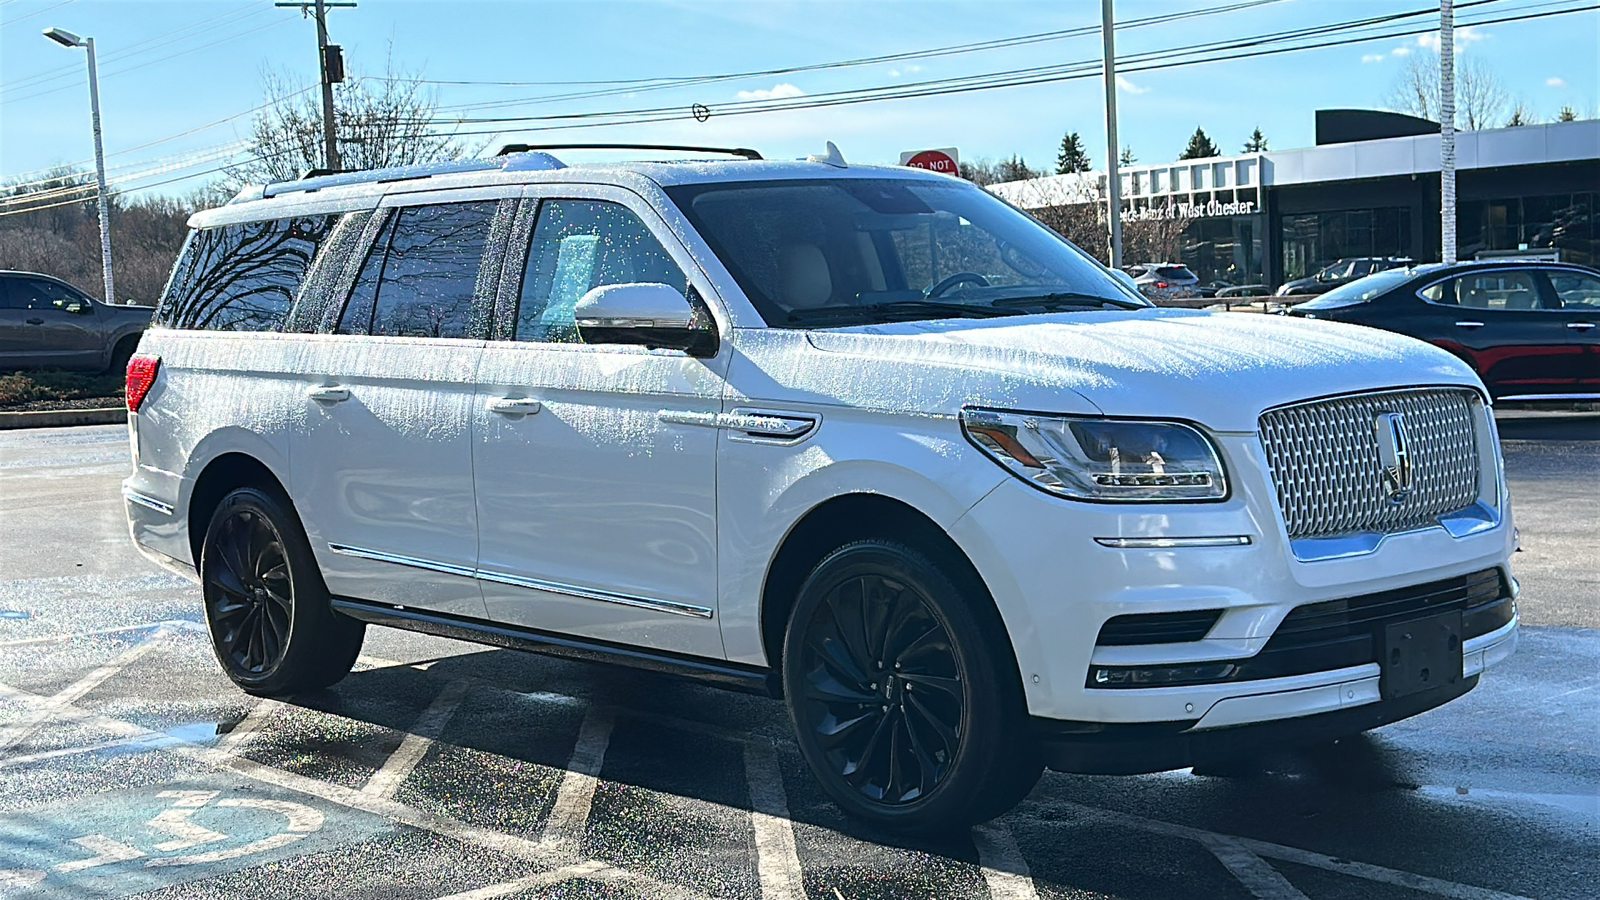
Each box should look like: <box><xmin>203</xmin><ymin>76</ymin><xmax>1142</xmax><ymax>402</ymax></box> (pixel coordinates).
<box><xmin>1374</xmin><ymin>412</ymin><xmax>1413</xmax><ymax>504</ymax></box>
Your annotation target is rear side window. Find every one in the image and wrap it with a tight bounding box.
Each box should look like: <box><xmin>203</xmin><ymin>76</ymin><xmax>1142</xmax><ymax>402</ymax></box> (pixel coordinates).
<box><xmin>337</xmin><ymin>201</ymin><xmax>498</xmax><ymax>338</ymax></box>
<box><xmin>157</xmin><ymin>216</ymin><xmax>336</xmax><ymax>331</ymax></box>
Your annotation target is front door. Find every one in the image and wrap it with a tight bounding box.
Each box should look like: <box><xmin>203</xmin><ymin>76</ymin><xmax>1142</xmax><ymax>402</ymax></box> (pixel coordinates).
<box><xmin>2</xmin><ymin>277</ymin><xmax>103</xmax><ymax>368</ymax></box>
<box><xmin>1417</xmin><ymin>268</ymin><xmax>1585</xmax><ymax>399</ymax></box>
<box><xmin>294</xmin><ymin>191</ymin><xmax>514</xmax><ymax>617</ymax></box>
<box><xmin>1537</xmin><ymin>268</ymin><xmax>1600</xmax><ymax>395</ymax></box>
<box><xmin>472</xmin><ymin>188</ymin><xmax>728</xmax><ymax>658</ymax></box>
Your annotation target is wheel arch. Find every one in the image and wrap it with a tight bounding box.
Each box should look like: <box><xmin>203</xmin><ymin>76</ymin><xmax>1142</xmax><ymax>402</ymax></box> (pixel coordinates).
<box><xmin>758</xmin><ymin>492</ymin><xmax>1024</xmax><ymax>699</ymax></box>
<box><xmin>186</xmin><ymin>451</ymin><xmax>290</xmax><ymax>567</ymax></box>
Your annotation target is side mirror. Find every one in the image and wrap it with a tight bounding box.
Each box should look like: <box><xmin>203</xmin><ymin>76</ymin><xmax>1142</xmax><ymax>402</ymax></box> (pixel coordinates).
<box><xmin>574</xmin><ymin>282</ymin><xmax>718</xmax><ymax>357</ymax></box>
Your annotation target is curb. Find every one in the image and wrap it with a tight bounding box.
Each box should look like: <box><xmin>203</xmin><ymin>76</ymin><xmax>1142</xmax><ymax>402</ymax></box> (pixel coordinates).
<box><xmin>0</xmin><ymin>407</ymin><xmax>127</xmax><ymax>430</ymax></box>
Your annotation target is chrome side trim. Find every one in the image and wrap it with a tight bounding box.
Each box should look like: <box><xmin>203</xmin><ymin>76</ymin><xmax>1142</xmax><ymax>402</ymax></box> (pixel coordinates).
<box><xmin>475</xmin><ymin>568</ymin><xmax>714</xmax><ymax>619</ymax></box>
<box><xmin>122</xmin><ymin>487</ymin><xmax>174</xmax><ymax>516</ymax></box>
<box><xmin>326</xmin><ymin>543</ymin><xmax>713</xmax><ymax>619</ymax></box>
<box><xmin>1094</xmin><ymin>536</ymin><xmax>1252</xmax><ymax>549</ymax></box>
<box><xmin>328</xmin><ymin>543</ymin><xmax>479</xmax><ymax>579</ymax></box>
<box><xmin>657</xmin><ymin>408</ymin><xmax>818</xmax><ymax>442</ymax></box>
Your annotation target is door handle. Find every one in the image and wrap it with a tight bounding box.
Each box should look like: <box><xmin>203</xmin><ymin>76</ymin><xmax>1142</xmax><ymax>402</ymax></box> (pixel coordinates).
<box><xmin>26</xmin><ymin>317</ymin><xmax>43</xmax><ymax>325</ymax></box>
<box><xmin>1454</xmin><ymin>321</ymin><xmax>1485</xmax><ymax>328</ymax></box>
<box><xmin>487</xmin><ymin>397</ymin><xmax>542</xmax><ymax>416</ymax></box>
<box><xmin>1568</xmin><ymin>323</ymin><xmax>1596</xmax><ymax>330</ymax></box>
<box><xmin>306</xmin><ymin>385</ymin><xmax>350</xmax><ymax>403</ymax></box>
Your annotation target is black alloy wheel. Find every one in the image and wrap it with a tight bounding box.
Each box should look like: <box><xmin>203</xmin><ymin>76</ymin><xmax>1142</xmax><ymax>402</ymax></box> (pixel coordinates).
<box><xmin>200</xmin><ymin>486</ymin><xmax>364</xmax><ymax>695</ymax></box>
<box><xmin>783</xmin><ymin>540</ymin><xmax>1042</xmax><ymax>832</ymax></box>
<box><xmin>205</xmin><ymin>506</ymin><xmax>292</xmax><ymax>676</ymax></box>
<box><xmin>798</xmin><ymin>571</ymin><xmax>963</xmax><ymax>805</ymax></box>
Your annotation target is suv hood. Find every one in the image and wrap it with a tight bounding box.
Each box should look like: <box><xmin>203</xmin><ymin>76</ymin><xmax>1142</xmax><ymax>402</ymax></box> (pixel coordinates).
<box><xmin>799</xmin><ymin>309</ymin><xmax>1483</xmax><ymax>432</ymax></box>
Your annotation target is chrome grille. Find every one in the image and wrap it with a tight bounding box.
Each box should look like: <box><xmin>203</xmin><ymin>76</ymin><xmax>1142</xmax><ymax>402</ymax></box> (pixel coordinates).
<box><xmin>1258</xmin><ymin>388</ymin><xmax>1481</xmax><ymax>540</ymax></box>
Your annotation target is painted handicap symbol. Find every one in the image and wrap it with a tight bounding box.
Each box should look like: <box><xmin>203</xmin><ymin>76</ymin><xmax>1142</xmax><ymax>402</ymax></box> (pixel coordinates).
<box><xmin>41</xmin><ymin>789</ymin><xmax>324</xmax><ymax>875</ymax></box>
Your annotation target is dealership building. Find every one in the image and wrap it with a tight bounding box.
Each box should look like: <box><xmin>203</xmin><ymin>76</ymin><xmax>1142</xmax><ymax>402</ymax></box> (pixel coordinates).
<box><xmin>988</xmin><ymin>112</ymin><xmax>1599</xmax><ymax>290</ymax></box>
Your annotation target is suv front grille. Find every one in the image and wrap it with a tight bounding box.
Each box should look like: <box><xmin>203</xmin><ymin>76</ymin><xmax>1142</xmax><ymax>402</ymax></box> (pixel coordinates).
<box><xmin>1258</xmin><ymin>388</ymin><xmax>1481</xmax><ymax>540</ymax></box>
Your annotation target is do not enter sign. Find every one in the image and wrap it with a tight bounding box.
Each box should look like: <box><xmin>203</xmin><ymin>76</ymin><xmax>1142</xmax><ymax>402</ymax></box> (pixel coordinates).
<box><xmin>899</xmin><ymin>148</ymin><xmax>960</xmax><ymax>176</ymax></box>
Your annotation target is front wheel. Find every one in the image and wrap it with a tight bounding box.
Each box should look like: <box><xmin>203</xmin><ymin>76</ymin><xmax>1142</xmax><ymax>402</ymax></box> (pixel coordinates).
<box><xmin>782</xmin><ymin>540</ymin><xmax>1042</xmax><ymax>833</ymax></box>
<box><xmin>200</xmin><ymin>486</ymin><xmax>364</xmax><ymax>696</ymax></box>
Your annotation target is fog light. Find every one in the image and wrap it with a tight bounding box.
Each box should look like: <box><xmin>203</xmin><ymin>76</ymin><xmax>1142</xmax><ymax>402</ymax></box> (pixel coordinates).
<box><xmin>1090</xmin><ymin>662</ymin><xmax>1239</xmax><ymax>688</ymax></box>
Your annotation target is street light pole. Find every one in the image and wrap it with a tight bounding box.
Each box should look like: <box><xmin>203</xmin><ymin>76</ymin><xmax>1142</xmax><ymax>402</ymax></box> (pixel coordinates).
<box><xmin>1101</xmin><ymin>0</ymin><xmax>1124</xmax><ymax>269</ymax></box>
<box><xmin>44</xmin><ymin>27</ymin><xmax>115</xmax><ymax>305</ymax></box>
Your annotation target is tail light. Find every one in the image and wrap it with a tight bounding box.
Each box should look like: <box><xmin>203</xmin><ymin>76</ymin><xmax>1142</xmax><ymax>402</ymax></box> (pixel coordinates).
<box><xmin>126</xmin><ymin>354</ymin><xmax>160</xmax><ymax>413</ymax></box>
<box><xmin>1156</xmin><ymin>281</ymin><xmax>1169</xmax><ymax>289</ymax></box>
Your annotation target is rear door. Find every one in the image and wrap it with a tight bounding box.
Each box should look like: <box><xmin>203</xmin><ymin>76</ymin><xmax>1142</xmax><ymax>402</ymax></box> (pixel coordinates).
<box><xmin>294</xmin><ymin>189</ymin><xmax>516</xmax><ymax>618</ymax></box>
<box><xmin>3</xmin><ymin>277</ymin><xmax>104</xmax><ymax>368</ymax></box>
<box><xmin>1418</xmin><ymin>268</ymin><xmax>1582</xmax><ymax>398</ymax></box>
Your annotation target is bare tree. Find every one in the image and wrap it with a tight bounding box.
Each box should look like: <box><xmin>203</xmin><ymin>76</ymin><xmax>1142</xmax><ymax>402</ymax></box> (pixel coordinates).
<box><xmin>230</xmin><ymin>60</ymin><xmax>462</xmax><ymax>186</ymax></box>
<box><xmin>1384</xmin><ymin>53</ymin><xmax>1509</xmax><ymax>130</ymax></box>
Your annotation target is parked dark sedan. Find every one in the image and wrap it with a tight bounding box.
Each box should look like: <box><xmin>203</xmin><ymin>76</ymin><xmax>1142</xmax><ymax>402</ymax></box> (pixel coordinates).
<box><xmin>0</xmin><ymin>271</ymin><xmax>152</xmax><ymax>372</ymax></box>
<box><xmin>1276</xmin><ymin>256</ymin><xmax>1414</xmax><ymax>297</ymax></box>
<box><xmin>1285</xmin><ymin>261</ymin><xmax>1600</xmax><ymax>402</ymax></box>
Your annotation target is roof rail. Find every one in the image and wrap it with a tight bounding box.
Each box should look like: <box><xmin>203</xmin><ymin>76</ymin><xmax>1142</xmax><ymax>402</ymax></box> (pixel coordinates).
<box><xmin>259</xmin><ymin>157</ymin><xmax>517</xmax><ymax>199</ymax></box>
<box><xmin>494</xmin><ymin>142</ymin><xmax>763</xmax><ymax>161</ymax></box>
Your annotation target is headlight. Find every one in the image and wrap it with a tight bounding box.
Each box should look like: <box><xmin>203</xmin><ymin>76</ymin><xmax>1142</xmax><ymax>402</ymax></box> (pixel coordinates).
<box><xmin>960</xmin><ymin>409</ymin><xmax>1227</xmax><ymax>502</ymax></box>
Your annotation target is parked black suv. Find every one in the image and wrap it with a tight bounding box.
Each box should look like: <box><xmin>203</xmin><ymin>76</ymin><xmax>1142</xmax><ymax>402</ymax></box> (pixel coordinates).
<box><xmin>0</xmin><ymin>271</ymin><xmax>152</xmax><ymax>372</ymax></box>
<box><xmin>1276</xmin><ymin>257</ymin><xmax>1414</xmax><ymax>297</ymax></box>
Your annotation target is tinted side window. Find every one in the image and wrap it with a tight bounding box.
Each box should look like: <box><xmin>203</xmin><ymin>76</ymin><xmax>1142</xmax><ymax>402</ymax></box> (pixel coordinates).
<box><xmin>9</xmin><ymin>278</ymin><xmax>88</xmax><ymax>311</ymax></box>
<box><xmin>1545</xmin><ymin>271</ymin><xmax>1600</xmax><ymax>310</ymax></box>
<box><xmin>513</xmin><ymin>199</ymin><xmax>686</xmax><ymax>344</ymax></box>
<box><xmin>157</xmin><ymin>216</ymin><xmax>336</xmax><ymax>331</ymax></box>
<box><xmin>339</xmin><ymin>201</ymin><xmax>496</xmax><ymax>339</ymax></box>
<box><xmin>1457</xmin><ymin>271</ymin><xmax>1542</xmax><ymax>310</ymax></box>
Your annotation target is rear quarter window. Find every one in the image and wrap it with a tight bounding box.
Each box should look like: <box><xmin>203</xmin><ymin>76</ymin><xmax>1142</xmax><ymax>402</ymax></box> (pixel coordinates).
<box><xmin>157</xmin><ymin>215</ymin><xmax>337</xmax><ymax>331</ymax></box>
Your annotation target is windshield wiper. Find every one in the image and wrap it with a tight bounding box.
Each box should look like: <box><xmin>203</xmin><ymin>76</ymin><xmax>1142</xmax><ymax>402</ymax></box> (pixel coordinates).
<box><xmin>987</xmin><ymin>291</ymin><xmax>1145</xmax><ymax>311</ymax></box>
<box><xmin>788</xmin><ymin>300</ymin><xmax>1015</xmax><ymax>323</ymax></box>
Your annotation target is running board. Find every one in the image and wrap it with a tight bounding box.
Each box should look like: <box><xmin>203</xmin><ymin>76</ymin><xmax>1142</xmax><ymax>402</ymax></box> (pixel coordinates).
<box><xmin>330</xmin><ymin>596</ymin><xmax>779</xmax><ymax>697</ymax></box>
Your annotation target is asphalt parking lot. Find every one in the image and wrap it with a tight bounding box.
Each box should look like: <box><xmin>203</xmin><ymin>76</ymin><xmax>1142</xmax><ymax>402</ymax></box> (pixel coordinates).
<box><xmin>1</xmin><ymin>418</ymin><xmax>1595</xmax><ymax>900</ymax></box>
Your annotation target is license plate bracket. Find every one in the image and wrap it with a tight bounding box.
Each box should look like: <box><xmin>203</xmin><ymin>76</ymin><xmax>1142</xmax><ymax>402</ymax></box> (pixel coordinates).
<box><xmin>1380</xmin><ymin>610</ymin><xmax>1463</xmax><ymax>700</ymax></box>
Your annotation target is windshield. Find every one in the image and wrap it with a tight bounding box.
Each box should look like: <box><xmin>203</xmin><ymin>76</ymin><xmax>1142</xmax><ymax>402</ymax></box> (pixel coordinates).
<box><xmin>664</xmin><ymin>177</ymin><xmax>1145</xmax><ymax>327</ymax></box>
<box><xmin>1297</xmin><ymin>267</ymin><xmax>1420</xmax><ymax>307</ymax></box>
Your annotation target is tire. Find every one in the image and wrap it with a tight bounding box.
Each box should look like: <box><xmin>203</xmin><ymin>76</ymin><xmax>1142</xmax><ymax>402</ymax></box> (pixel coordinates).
<box><xmin>781</xmin><ymin>540</ymin><xmax>1043</xmax><ymax>833</ymax></box>
<box><xmin>199</xmin><ymin>486</ymin><xmax>364</xmax><ymax>696</ymax></box>
<box><xmin>106</xmin><ymin>337</ymin><xmax>137</xmax><ymax>376</ymax></box>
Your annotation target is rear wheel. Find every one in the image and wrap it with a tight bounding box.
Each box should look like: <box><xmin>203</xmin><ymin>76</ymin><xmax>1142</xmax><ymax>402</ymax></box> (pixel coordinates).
<box><xmin>200</xmin><ymin>486</ymin><xmax>364</xmax><ymax>696</ymax></box>
<box><xmin>782</xmin><ymin>540</ymin><xmax>1042</xmax><ymax>833</ymax></box>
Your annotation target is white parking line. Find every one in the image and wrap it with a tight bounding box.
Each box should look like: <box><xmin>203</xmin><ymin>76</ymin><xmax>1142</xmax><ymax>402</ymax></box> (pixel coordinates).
<box><xmin>362</xmin><ymin>679</ymin><xmax>469</xmax><ymax>800</ymax></box>
<box><xmin>216</xmin><ymin>699</ymin><xmax>281</xmax><ymax>755</ymax></box>
<box><xmin>1029</xmin><ymin>798</ymin><xmax>1536</xmax><ymax>900</ymax></box>
<box><xmin>430</xmin><ymin>861</ymin><xmax>610</xmax><ymax>899</ymax></box>
<box><xmin>972</xmin><ymin>822</ymin><xmax>1040</xmax><ymax>900</ymax></box>
<box><xmin>539</xmin><ymin>705</ymin><xmax>614</xmax><ymax>854</ymax></box>
<box><xmin>1196</xmin><ymin>833</ymin><xmax>1311</xmax><ymax>900</ymax></box>
<box><xmin>744</xmin><ymin>740</ymin><xmax>805</xmax><ymax>900</ymax></box>
<box><xmin>0</xmin><ymin>632</ymin><xmax>164</xmax><ymax>753</ymax></box>
<box><xmin>0</xmin><ymin>620</ymin><xmax>204</xmax><ymax>649</ymax></box>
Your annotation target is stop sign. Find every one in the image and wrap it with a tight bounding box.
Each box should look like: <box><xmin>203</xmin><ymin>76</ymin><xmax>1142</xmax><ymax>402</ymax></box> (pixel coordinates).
<box><xmin>901</xmin><ymin>149</ymin><xmax>959</xmax><ymax>176</ymax></box>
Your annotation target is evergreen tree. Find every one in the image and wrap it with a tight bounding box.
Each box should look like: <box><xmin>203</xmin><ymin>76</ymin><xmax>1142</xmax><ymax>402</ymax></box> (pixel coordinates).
<box><xmin>1242</xmin><ymin>127</ymin><xmax>1269</xmax><ymax>152</ymax></box>
<box><xmin>1179</xmin><ymin>127</ymin><xmax>1220</xmax><ymax>160</ymax></box>
<box><xmin>1055</xmin><ymin>132</ymin><xmax>1091</xmax><ymax>174</ymax></box>
<box><xmin>1119</xmin><ymin>145</ymin><xmax>1136</xmax><ymax>166</ymax></box>
<box><xmin>996</xmin><ymin>155</ymin><xmax>1039</xmax><ymax>182</ymax></box>
<box><xmin>1557</xmin><ymin>105</ymin><xmax>1577</xmax><ymax>122</ymax></box>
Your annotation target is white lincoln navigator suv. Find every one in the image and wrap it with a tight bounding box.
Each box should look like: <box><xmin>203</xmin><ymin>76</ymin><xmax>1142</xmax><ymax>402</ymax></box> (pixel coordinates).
<box><xmin>123</xmin><ymin>145</ymin><xmax>1518</xmax><ymax>832</ymax></box>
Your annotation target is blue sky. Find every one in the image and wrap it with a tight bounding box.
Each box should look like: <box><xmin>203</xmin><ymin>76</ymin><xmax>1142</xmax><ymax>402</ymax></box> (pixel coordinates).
<box><xmin>1</xmin><ymin>0</ymin><xmax>1595</xmax><ymax>196</ymax></box>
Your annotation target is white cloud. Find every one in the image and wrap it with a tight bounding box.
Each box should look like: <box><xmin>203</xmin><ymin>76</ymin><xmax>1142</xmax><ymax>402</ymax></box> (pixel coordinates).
<box><xmin>1547</xmin><ymin>76</ymin><xmax>1568</xmax><ymax>88</ymax></box>
<box><xmin>1390</xmin><ymin>45</ymin><xmax>1410</xmax><ymax>57</ymax></box>
<box><xmin>1115</xmin><ymin>75</ymin><xmax>1149</xmax><ymax>95</ymax></box>
<box><xmin>736</xmin><ymin>83</ymin><xmax>806</xmax><ymax>101</ymax></box>
<box><xmin>1361</xmin><ymin>53</ymin><xmax>1386</xmax><ymax>63</ymax></box>
<box><xmin>1416</xmin><ymin>27</ymin><xmax>1486</xmax><ymax>53</ymax></box>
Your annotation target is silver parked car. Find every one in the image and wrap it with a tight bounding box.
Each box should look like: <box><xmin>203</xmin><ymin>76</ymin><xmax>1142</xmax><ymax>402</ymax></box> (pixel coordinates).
<box><xmin>0</xmin><ymin>271</ymin><xmax>152</xmax><ymax>372</ymax></box>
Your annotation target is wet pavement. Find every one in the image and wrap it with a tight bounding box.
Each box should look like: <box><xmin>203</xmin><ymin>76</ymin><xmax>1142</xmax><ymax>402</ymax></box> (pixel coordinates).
<box><xmin>0</xmin><ymin>418</ymin><xmax>1595</xmax><ymax>900</ymax></box>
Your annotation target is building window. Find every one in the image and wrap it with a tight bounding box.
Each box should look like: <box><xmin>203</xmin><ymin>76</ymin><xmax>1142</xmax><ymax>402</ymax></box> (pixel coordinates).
<box><xmin>1279</xmin><ymin>207</ymin><xmax>1413</xmax><ymax>281</ymax></box>
<box><xmin>1459</xmin><ymin>192</ymin><xmax>1596</xmax><ymax>266</ymax></box>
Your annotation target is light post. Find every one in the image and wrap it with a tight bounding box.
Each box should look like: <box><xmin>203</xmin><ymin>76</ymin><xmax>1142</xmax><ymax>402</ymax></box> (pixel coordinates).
<box><xmin>43</xmin><ymin>26</ymin><xmax>116</xmax><ymax>305</ymax></box>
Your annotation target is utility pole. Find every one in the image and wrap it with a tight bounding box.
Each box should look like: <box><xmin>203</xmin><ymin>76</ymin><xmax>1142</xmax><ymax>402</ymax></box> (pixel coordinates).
<box><xmin>1101</xmin><ymin>0</ymin><xmax>1124</xmax><ymax>269</ymax></box>
<box><xmin>276</xmin><ymin>1</ymin><xmax>354</xmax><ymax>172</ymax></box>
<box><xmin>1439</xmin><ymin>0</ymin><xmax>1456</xmax><ymax>264</ymax></box>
